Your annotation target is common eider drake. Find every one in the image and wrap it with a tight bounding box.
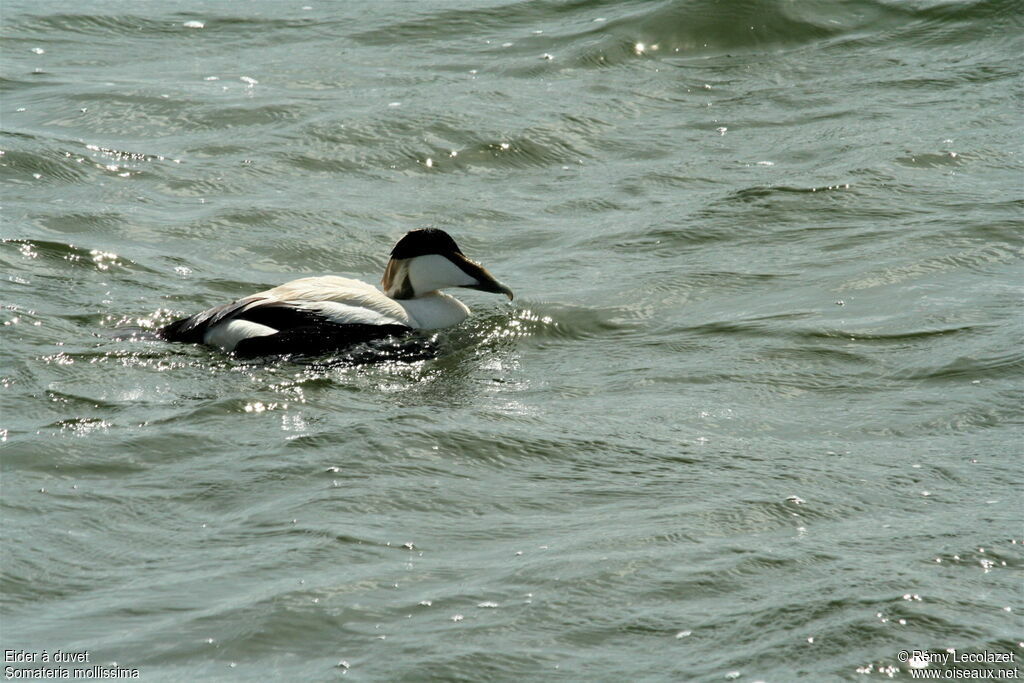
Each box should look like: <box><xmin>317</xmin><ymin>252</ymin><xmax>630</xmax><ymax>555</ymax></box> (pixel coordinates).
<box><xmin>160</xmin><ymin>228</ymin><xmax>513</xmax><ymax>357</ymax></box>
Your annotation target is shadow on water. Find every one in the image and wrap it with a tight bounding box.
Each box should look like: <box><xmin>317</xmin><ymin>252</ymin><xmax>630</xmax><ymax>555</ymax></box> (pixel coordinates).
<box><xmin>73</xmin><ymin>297</ymin><xmax>634</xmax><ymax>420</ymax></box>
<box><xmin>85</xmin><ymin>299</ymin><xmax>561</xmax><ymax>375</ymax></box>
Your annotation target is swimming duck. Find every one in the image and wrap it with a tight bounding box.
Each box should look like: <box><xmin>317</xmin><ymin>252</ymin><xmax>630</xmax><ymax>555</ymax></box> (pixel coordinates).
<box><xmin>159</xmin><ymin>228</ymin><xmax>513</xmax><ymax>356</ymax></box>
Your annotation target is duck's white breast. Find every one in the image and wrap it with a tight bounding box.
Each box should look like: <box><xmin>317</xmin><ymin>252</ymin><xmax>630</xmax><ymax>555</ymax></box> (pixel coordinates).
<box><xmin>397</xmin><ymin>293</ymin><xmax>470</xmax><ymax>329</ymax></box>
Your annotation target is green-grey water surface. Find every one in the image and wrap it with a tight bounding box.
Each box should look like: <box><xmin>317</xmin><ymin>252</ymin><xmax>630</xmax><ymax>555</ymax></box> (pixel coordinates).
<box><xmin>1</xmin><ymin>0</ymin><xmax>1021</xmax><ymax>680</ymax></box>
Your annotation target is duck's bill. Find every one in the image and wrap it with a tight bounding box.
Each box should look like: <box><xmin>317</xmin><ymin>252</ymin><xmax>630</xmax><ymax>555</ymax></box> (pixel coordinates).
<box><xmin>451</xmin><ymin>252</ymin><xmax>514</xmax><ymax>300</ymax></box>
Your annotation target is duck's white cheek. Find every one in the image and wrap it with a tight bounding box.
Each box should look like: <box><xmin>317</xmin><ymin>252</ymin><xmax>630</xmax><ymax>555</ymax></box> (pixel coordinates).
<box><xmin>407</xmin><ymin>254</ymin><xmax>478</xmax><ymax>292</ymax></box>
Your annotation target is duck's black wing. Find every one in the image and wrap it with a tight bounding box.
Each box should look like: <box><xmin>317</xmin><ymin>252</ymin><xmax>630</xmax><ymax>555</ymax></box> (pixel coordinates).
<box><xmin>232</xmin><ymin>322</ymin><xmax>418</xmax><ymax>358</ymax></box>
<box><xmin>160</xmin><ymin>298</ymin><xmax>418</xmax><ymax>358</ymax></box>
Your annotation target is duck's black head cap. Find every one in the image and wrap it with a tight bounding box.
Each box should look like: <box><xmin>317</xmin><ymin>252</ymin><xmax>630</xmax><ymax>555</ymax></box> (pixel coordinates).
<box><xmin>390</xmin><ymin>228</ymin><xmax>463</xmax><ymax>259</ymax></box>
